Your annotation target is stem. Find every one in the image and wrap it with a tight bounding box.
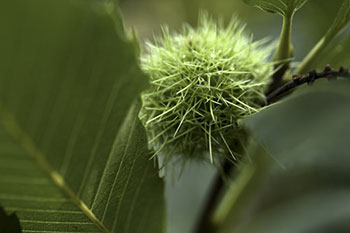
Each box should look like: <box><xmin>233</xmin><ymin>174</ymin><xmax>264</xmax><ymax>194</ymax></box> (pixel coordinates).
<box><xmin>192</xmin><ymin>16</ymin><xmax>294</xmax><ymax>231</ymax></box>
<box><xmin>209</xmin><ymin>140</ymin><xmax>267</xmax><ymax>233</ymax></box>
<box><xmin>193</xmin><ymin>159</ymin><xmax>233</xmax><ymax>233</ymax></box>
<box><xmin>212</xmin><ymin>163</ymin><xmax>256</xmax><ymax>227</ymax></box>
<box><xmin>295</xmin><ymin>26</ymin><xmax>348</xmax><ymax>74</ymax></box>
<box><xmin>266</xmin><ymin>65</ymin><xmax>350</xmax><ymax>104</ymax></box>
<box><xmin>193</xmin><ymin>65</ymin><xmax>350</xmax><ymax>233</ymax></box>
<box><xmin>274</xmin><ymin>15</ymin><xmax>293</xmax><ymax>64</ymax></box>
<box><xmin>269</xmin><ymin>14</ymin><xmax>294</xmax><ymax>92</ymax></box>
<box><xmin>295</xmin><ymin>0</ymin><xmax>350</xmax><ymax>75</ymax></box>
<box><xmin>193</xmin><ymin>132</ymin><xmax>248</xmax><ymax>233</ymax></box>
<box><xmin>294</xmin><ymin>37</ymin><xmax>328</xmax><ymax>75</ymax></box>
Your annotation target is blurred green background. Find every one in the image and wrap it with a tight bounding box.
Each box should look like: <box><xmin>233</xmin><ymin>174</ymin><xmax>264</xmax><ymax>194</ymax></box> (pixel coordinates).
<box><xmin>118</xmin><ymin>1</ymin><xmax>349</xmax><ymax>233</ymax></box>
<box><xmin>119</xmin><ymin>0</ymin><xmax>349</xmax><ymax>65</ymax></box>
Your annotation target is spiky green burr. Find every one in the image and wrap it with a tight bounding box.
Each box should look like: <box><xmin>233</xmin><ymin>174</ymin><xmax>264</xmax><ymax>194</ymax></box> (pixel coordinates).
<box><xmin>139</xmin><ymin>13</ymin><xmax>273</xmax><ymax>163</ymax></box>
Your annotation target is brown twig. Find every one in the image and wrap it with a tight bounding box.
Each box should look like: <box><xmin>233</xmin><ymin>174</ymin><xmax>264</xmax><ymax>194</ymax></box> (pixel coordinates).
<box><xmin>192</xmin><ymin>65</ymin><xmax>350</xmax><ymax>233</ymax></box>
<box><xmin>266</xmin><ymin>65</ymin><xmax>350</xmax><ymax>105</ymax></box>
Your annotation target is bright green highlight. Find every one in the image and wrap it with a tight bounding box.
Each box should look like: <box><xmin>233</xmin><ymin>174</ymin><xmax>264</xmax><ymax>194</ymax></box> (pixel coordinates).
<box><xmin>139</xmin><ymin>13</ymin><xmax>273</xmax><ymax>163</ymax></box>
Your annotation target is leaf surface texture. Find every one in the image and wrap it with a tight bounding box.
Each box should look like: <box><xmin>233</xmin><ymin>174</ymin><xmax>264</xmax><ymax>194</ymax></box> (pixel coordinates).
<box><xmin>0</xmin><ymin>0</ymin><xmax>165</xmax><ymax>232</ymax></box>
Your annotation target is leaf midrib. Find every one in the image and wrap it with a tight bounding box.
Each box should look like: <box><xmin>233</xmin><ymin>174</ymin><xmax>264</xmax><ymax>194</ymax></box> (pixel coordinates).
<box><xmin>0</xmin><ymin>103</ymin><xmax>110</xmax><ymax>233</ymax></box>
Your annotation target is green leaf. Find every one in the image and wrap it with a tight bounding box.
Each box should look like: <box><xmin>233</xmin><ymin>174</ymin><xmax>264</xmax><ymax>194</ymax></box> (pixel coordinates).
<box><xmin>296</xmin><ymin>0</ymin><xmax>350</xmax><ymax>74</ymax></box>
<box><xmin>215</xmin><ymin>80</ymin><xmax>350</xmax><ymax>233</ymax></box>
<box><xmin>242</xmin><ymin>0</ymin><xmax>309</xmax><ymax>16</ymax></box>
<box><xmin>0</xmin><ymin>0</ymin><xmax>165</xmax><ymax>233</ymax></box>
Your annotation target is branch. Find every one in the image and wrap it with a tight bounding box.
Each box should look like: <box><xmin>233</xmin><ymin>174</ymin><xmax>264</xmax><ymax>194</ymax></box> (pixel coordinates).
<box><xmin>268</xmin><ymin>15</ymin><xmax>294</xmax><ymax>93</ymax></box>
<box><xmin>193</xmin><ymin>159</ymin><xmax>233</xmax><ymax>233</ymax></box>
<box><xmin>192</xmin><ymin>65</ymin><xmax>349</xmax><ymax>233</ymax></box>
<box><xmin>266</xmin><ymin>65</ymin><xmax>350</xmax><ymax>105</ymax></box>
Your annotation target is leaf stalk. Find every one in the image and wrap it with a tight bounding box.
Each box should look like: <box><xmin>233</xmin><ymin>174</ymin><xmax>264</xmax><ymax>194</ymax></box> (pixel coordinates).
<box><xmin>269</xmin><ymin>14</ymin><xmax>294</xmax><ymax>91</ymax></box>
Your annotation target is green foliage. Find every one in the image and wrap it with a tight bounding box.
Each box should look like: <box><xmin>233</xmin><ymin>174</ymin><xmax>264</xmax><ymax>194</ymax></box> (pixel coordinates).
<box><xmin>0</xmin><ymin>0</ymin><xmax>165</xmax><ymax>232</ymax></box>
<box><xmin>296</xmin><ymin>0</ymin><xmax>350</xmax><ymax>74</ymax></box>
<box><xmin>139</xmin><ymin>13</ymin><xmax>273</xmax><ymax>163</ymax></box>
<box><xmin>215</xmin><ymin>81</ymin><xmax>350</xmax><ymax>233</ymax></box>
<box><xmin>243</xmin><ymin>0</ymin><xmax>309</xmax><ymax>16</ymax></box>
<box><xmin>0</xmin><ymin>0</ymin><xmax>349</xmax><ymax>232</ymax></box>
